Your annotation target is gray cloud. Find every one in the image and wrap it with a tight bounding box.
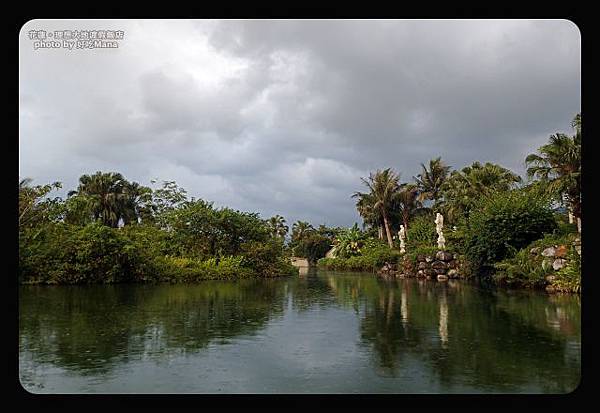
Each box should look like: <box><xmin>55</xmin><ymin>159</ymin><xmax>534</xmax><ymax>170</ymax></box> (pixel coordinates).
<box><xmin>19</xmin><ymin>19</ymin><xmax>580</xmax><ymax>227</ymax></box>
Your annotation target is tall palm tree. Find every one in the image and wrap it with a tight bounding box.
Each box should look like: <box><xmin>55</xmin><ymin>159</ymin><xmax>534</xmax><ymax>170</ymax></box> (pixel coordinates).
<box><xmin>439</xmin><ymin>162</ymin><xmax>522</xmax><ymax>223</ymax></box>
<box><xmin>120</xmin><ymin>181</ymin><xmax>153</xmax><ymax>225</ymax></box>
<box><xmin>413</xmin><ymin>157</ymin><xmax>451</xmax><ymax>208</ymax></box>
<box><xmin>395</xmin><ymin>183</ymin><xmax>423</xmax><ymax>236</ymax></box>
<box><xmin>267</xmin><ymin>215</ymin><xmax>289</xmax><ymax>239</ymax></box>
<box><xmin>353</xmin><ymin>168</ymin><xmax>401</xmax><ymax>248</ymax></box>
<box><xmin>291</xmin><ymin>221</ymin><xmax>314</xmax><ymax>243</ymax></box>
<box><xmin>353</xmin><ymin>191</ymin><xmax>384</xmax><ymax>239</ymax></box>
<box><xmin>70</xmin><ymin>172</ymin><xmax>127</xmax><ymax>228</ymax></box>
<box><xmin>526</xmin><ymin>113</ymin><xmax>581</xmax><ymax>231</ymax></box>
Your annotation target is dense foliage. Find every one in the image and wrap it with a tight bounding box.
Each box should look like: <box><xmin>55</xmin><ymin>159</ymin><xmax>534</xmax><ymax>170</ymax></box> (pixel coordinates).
<box><xmin>462</xmin><ymin>189</ymin><xmax>557</xmax><ymax>274</ymax></box>
<box><xmin>19</xmin><ymin>174</ymin><xmax>297</xmax><ymax>284</ymax></box>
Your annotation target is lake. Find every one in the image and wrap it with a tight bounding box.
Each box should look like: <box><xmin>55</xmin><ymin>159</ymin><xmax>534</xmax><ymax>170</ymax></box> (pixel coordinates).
<box><xmin>19</xmin><ymin>270</ymin><xmax>581</xmax><ymax>393</ymax></box>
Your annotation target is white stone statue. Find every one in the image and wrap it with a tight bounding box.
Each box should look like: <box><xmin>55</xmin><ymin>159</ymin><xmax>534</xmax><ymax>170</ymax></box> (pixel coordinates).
<box><xmin>398</xmin><ymin>225</ymin><xmax>406</xmax><ymax>254</ymax></box>
<box><xmin>435</xmin><ymin>212</ymin><xmax>445</xmax><ymax>250</ymax></box>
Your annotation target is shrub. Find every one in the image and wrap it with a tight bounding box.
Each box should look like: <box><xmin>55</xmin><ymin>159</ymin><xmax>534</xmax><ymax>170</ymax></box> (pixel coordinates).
<box><xmin>406</xmin><ymin>214</ymin><xmax>436</xmax><ymax>249</ymax></box>
<box><xmin>464</xmin><ymin>189</ymin><xmax>557</xmax><ymax>274</ymax></box>
<box><xmin>317</xmin><ymin>240</ymin><xmax>401</xmax><ymax>272</ymax></box>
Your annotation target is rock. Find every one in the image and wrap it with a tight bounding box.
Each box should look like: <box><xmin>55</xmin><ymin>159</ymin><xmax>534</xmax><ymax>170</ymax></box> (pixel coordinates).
<box><xmin>447</xmin><ymin>260</ymin><xmax>458</xmax><ymax>269</ymax></box>
<box><xmin>453</xmin><ymin>253</ymin><xmax>458</xmax><ymax>260</ymax></box>
<box><xmin>426</xmin><ymin>275</ymin><xmax>433</xmax><ymax>280</ymax></box>
<box><xmin>447</xmin><ymin>269</ymin><xmax>458</xmax><ymax>278</ymax></box>
<box><xmin>555</xmin><ymin>245</ymin><xmax>568</xmax><ymax>258</ymax></box>
<box><xmin>575</xmin><ymin>245</ymin><xmax>581</xmax><ymax>256</ymax></box>
<box><xmin>530</xmin><ymin>247</ymin><xmax>541</xmax><ymax>255</ymax></box>
<box><xmin>424</xmin><ymin>269</ymin><xmax>436</xmax><ymax>277</ymax></box>
<box><xmin>435</xmin><ymin>251</ymin><xmax>453</xmax><ymax>261</ymax></box>
<box><xmin>541</xmin><ymin>247</ymin><xmax>556</xmax><ymax>257</ymax></box>
<box><xmin>546</xmin><ymin>275</ymin><xmax>556</xmax><ymax>282</ymax></box>
<box><xmin>425</xmin><ymin>256</ymin><xmax>433</xmax><ymax>263</ymax></box>
<box><xmin>417</xmin><ymin>254</ymin><xmax>426</xmax><ymax>262</ymax></box>
<box><xmin>417</xmin><ymin>270</ymin><xmax>425</xmax><ymax>277</ymax></box>
<box><xmin>437</xmin><ymin>274</ymin><xmax>448</xmax><ymax>281</ymax></box>
<box><xmin>431</xmin><ymin>260</ymin><xmax>447</xmax><ymax>270</ymax></box>
<box><xmin>552</xmin><ymin>259</ymin><xmax>566</xmax><ymax>271</ymax></box>
<box><xmin>417</xmin><ymin>262</ymin><xmax>429</xmax><ymax>270</ymax></box>
<box><xmin>434</xmin><ymin>268</ymin><xmax>446</xmax><ymax>275</ymax></box>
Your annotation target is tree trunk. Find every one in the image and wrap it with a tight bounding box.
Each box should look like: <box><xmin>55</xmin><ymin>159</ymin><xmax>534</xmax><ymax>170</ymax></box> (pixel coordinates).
<box><xmin>382</xmin><ymin>209</ymin><xmax>394</xmax><ymax>248</ymax></box>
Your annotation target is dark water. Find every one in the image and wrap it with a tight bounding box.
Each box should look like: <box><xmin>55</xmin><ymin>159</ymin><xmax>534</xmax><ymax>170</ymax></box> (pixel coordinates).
<box><xmin>19</xmin><ymin>270</ymin><xmax>581</xmax><ymax>393</ymax></box>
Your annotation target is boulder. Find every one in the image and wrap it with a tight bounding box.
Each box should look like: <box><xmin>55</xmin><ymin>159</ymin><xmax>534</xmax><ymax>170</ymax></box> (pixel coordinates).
<box><xmin>575</xmin><ymin>245</ymin><xmax>581</xmax><ymax>256</ymax></box>
<box><xmin>546</xmin><ymin>275</ymin><xmax>556</xmax><ymax>282</ymax></box>
<box><xmin>541</xmin><ymin>247</ymin><xmax>556</xmax><ymax>257</ymax></box>
<box><xmin>435</xmin><ymin>251</ymin><xmax>453</xmax><ymax>261</ymax></box>
<box><xmin>545</xmin><ymin>285</ymin><xmax>556</xmax><ymax>293</ymax></box>
<box><xmin>434</xmin><ymin>268</ymin><xmax>447</xmax><ymax>275</ymax></box>
<box><xmin>416</xmin><ymin>254</ymin><xmax>426</xmax><ymax>262</ymax></box>
<box><xmin>425</xmin><ymin>256</ymin><xmax>433</xmax><ymax>263</ymax></box>
<box><xmin>417</xmin><ymin>270</ymin><xmax>425</xmax><ymax>277</ymax></box>
<box><xmin>447</xmin><ymin>269</ymin><xmax>458</xmax><ymax>278</ymax></box>
<box><xmin>431</xmin><ymin>260</ymin><xmax>447</xmax><ymax>270</ymax></box>
<box><xmin>530</xmin><ymin>247</ymin><xmax>541</xmax><ymax>255</ymax></box>
<box><xmin>417</xmin><ymin>261</ymin><xmax>429</xmax><ymax>270</ymax></box>
<box><xmin>447</xmin><ymin>260</ymin><xmax>458</xmax><ymax>269</ymax></box>
<box><xmin>424</xmin><ymin>269</ymin><xmax>436</xmax><ymax>277</ymax></box>
<box><xmin>437</xmin><ymin>274</ymin><xmax>448</xmax><ymax>281</ymax></box>
<box><xmin>554</xmin><ymin>245</ymin><xmax>568</xmax><ymax>258</ymax></box>
<box><xmin>552</xmin><ymin>259</ymin><xmax>566</xmax><ymax>271</ymax></box>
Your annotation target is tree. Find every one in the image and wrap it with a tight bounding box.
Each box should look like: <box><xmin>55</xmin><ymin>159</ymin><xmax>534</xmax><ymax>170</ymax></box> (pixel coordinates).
<box><xmin>69</xmin><ymin>172</ymin><xmax>127</xmax><ymax>228</ymax></box>
<box><xmin>525</xmin><ymin>113</ymin><xmax>581</xmax><ymax>232</ymax></box>
<box><xmin>439</xmin><ymin>162</ymin><xmax>522</xmax><ymax>223</ymax></box>
<box><xmin>395</xmin><ymin>183</ymin><xmax>423</xmax><ymax>236</ymax></box>
<box><xmin>353</xmin><ymin>191</ymin><xmax>384</xmax><ymax>240</ymax></box>
<box><xmin>291</xmin><ymin>221</ymin><xmax>314</xmax><ymax>243</ymax></box>
<box><xmin>19</xmin><ymin>178</ymin><xmax>62</xmax><ymax>228</ymax></box>
<box><xmin>353</xmin><ymin>168</ymin><xmax>401</xmax><ymax>248</ymax></box>
<box><xmin>414</xmin><ymin>157</ymin><xmax>451</xmax><ymax>208</ymax></box>
<box><xmin>266</xmin><ymin>215</ymin><xmax>289</xmax><ymax>239</ymax></box>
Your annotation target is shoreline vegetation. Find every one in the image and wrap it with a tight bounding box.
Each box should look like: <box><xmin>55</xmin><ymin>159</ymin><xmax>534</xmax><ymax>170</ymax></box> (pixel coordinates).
<box><xmin>19</xmin><ymin>114</ymin><xmax>581</xmax><ymax>293</ymax></box>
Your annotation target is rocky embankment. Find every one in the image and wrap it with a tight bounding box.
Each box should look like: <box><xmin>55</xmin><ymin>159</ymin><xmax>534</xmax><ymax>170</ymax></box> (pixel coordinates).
<box><xmin>378</xmin><ymin>250</ymin><xmax>465</xmax><ymax>281</ymax></box>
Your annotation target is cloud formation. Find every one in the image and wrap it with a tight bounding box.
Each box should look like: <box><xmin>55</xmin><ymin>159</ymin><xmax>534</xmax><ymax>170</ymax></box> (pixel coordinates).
<box><xmin>19</xmin><ymin>19</ymin><xmax>581</xmax><ymax>227</ymax></box>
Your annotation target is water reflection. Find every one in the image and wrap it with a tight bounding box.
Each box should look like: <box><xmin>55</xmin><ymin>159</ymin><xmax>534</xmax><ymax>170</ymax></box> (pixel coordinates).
<box><xmin>19</xmin><ymin>272</ymin><xmax>580</xmax><ymax>393</ymax></box>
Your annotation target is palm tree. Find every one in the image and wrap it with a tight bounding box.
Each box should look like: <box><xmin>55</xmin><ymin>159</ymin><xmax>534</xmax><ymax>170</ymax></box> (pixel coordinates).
<box><xmin>395</xmin><ymin>183</ymin><xmax>423</xmax><ymax>236</ymax></box>
<box><xmin>291</xmin><ymin>221</ymin><xmax>314</xmax><ymax>243</ymax></box>
<box><xmin>439</xmin><ymin>162</ymin><xmax>522</xmax><ymax>223</ymax></box>
<box><xmin>414</xmin><ymin>157</ymin><xmax>451</xmax><ymax>208</ymax></box>
<box><xmin>353</xmin><ymin>191</ymin><xmax>384</xmax><ymax>239</ymax></box>
<box><xmin>70</xmin><ymin>172</ymin><xmax>127</xmax><ymax>228</ymax></box>
<box><xmin>353</xmin><ymin>168</ymin><xmax>401</xmax><ymax>248</ymax></box>
<box><xmin>526</xmin><ymin>113</ymin><xmax>581</xmax><ymax>232</ymax></box>
<box><xmin>267</xmin><ymin>215</ymin><xmax>289</xmax><ymax>238</ymax></box>
<box><xmin>120</xmin><ymin>181</ymin><xmax>153</xmax><ymax>225</ymax></box>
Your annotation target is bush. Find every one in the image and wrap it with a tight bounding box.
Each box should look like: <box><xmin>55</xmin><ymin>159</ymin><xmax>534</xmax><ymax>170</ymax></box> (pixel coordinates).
<box><xmin>317</xmin><ymin>240</ymin><xmax>401</xmax><ymax>272</ymax></box>
<box><xmin>406</xmin><ymin>214</ymin><xmax>436</xmax><ymax>249</ymax></box>
<box><xmin>493</xmin><ymin>232</ymin><xmax>579</xmax><ymax>290</ymax></box>
<box><xmin>463</xmin><ymin>189</ymin><xmax>557</xmax><ymax>274</ymax></box>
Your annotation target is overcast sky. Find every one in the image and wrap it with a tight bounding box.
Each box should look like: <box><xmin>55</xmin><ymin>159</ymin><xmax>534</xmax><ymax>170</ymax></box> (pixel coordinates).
<box><xmin>19</xmin><ymin>19</ymin><xmax>581</xmax><ymax>227</ymax></box>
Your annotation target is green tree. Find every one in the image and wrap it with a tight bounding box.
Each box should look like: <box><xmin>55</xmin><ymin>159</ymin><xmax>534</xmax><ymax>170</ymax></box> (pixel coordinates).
<box><xmin>69</xmin><ymin>172</ymin><xmax>127</xmax><ymax>228</ymax></box>
<box><xmin>353</xmin><ymin>168</ymin><xmax>401</xmax><ymax>248</ymax></box>
<box><xmin>266</xmin><ymin>215</ymin><xmax>289</xmax><ymax>239</ymax></box>
<box><xmin>414</xmin><ymin>157</ymin><xmax>452</xmax><ymax>208</ymax></box>
<box><xmin>525</xmin><ymin>113</ymin><xmax>581</xmax><ymax>232</ymax></box>
<box><xmin>439</xmin><ymin>162</ymin><xmax>522</xmax><ymax>223</ymax></box>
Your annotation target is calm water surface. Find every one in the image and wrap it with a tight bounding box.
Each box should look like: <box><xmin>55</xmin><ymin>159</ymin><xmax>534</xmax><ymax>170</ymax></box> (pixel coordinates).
<box><xmin>19</xmin><ymin>270</ymin><xmax>581</xmax><ymax>393</ymax></box>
